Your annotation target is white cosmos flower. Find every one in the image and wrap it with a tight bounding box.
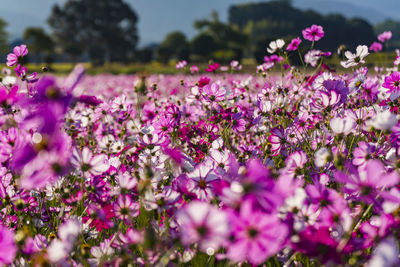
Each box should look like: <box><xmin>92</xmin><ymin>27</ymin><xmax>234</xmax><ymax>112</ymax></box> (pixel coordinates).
<box><xmin>314</xmin><ymin>147</ymin><xmax>330</xmax><ymax>168</ymax></box>
<box><xmin>267</xmin><ymin>39</ymin><xmax>285</xmax><ymax>54</ymax></box>
<box><xmin>366</xmin><ymin>109</ymin><xmax>397</xmax><ymax>131</ymax></box>
<box><xmin>71</xmin><ymin>147</ymin><xmax>110</xmax><ymax>179</ymax></box>
<box><xmin>330</xmin><ymin>116</ymin><xmax>355</xmax><ymax>135</ymax></box>
<box><xmin>340</xmin><ymin>45</ymin><xmax>369</xmax><ymax>68</ymax></box>
<box><xmin>367</xmin><ymin>237</ymin><xmax>399</xmax><ymax>267</ymax></box>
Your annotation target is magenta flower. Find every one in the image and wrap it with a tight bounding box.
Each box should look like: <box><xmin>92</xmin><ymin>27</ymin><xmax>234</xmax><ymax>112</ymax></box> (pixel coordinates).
<box><xmin>369</xmin><ymin>42</ymin><xmax>383</xmax><ymax>52</ymax></box>
<box><xmin>202</xmin><ymin>82</ymin><xmax>226</xmax><ymax>103</ymax></box>
<box><xmin>335</xmin><ymin>160</ymin><xmax>399</xmax><ymax>203</ymax></box>
<box><xmin>382</xmin><ymin>71</ymin><xmax>400</xmax><ymax>93</ymax></box>
<box><xmin>227</xmin><ymin>200</ymin><xmax>288</xmax><ymax>265</ymax></box>
<box><xmin>6</xmin><ymin>44</ymin><xmax>28</xmax><ymax>67</ymax></box>
<box><xmin>205</xmin><ymin>62</ymin><xmax>220</xmax><ymax>72</ymax></box>
<box><xmin>286</xmin><ymin>37</ymin><xmax>302</xmax><ymax>51</ymax></box>
<box><xmin>0</xmin><ymin>225</ymin><xmax>17</xmax><ymax>265</ymax></box>
<box><xmin>302</xmin><ymin>25</ymin><xmax>324</xmax><ymax>42</ymax></box>
<box><xmin>177</xmin><ymin>201</ymin><xmax>228</xmax><ymax>253</ymax></box>
<box><xmin>377</xmin><ymin>31</ymin><xmax>392</xmax><ymax>43</ymax></box>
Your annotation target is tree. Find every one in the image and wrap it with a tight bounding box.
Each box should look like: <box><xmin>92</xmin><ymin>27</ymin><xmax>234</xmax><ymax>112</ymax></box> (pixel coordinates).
<box><xmin>0</xmin><ymin>18</ymin><xmax>8</xmax><ymax>54</ymax></box>
<box><xmin>23</xmin><ymin>27</ymin><xmax>54</xmax><ymax>63</ymax></box>
<box><xmin>192</xmin><ymin>11</ymin><xmax>249</xmax><ymax>62</ymax></box>
<box><xmin>155</xmin><ymin>31</ymin><xmax>189</xmax><ymax>63</ymax></box>
<box><xmin>48</xmin><ymin>0</ymin><xmax>138</xmax><ymax>65</ymax></box>
<box><xmin>190</xmin><ymin>33</ymin><xmax>218</xmax><ymax>61</ymax></box>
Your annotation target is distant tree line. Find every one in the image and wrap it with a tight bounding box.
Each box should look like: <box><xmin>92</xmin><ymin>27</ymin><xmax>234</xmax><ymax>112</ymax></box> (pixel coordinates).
<box><xmin>0</xmin><ymin>0</ymin><xmax>400</xmax><ymax>65</ymax></box>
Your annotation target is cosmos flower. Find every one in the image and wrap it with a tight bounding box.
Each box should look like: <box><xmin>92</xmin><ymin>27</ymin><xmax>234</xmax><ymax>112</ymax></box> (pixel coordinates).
<box><xmin>382</xmin><ymin>71</ymin><xmax>400</xmax><ymax>93</ymax></box>
<box><xmin>267</xmin><ymin>39</ymin><xmax>285</xmax><ymax>54</ymax></box>
<box><xmin>114</xmin><ymin>195</ymin><xmax>140</xmax><ymax>221</ymax></box>
<box><xmin>340</xmin><ymin>45</ymin><xmax>369</xmax><ymax>68</ymax></box>
<box><xmin>227</xmin><ymin>200</ymin><xmax>288</xmax><ymax>265</ymax></box>
<box><xmin>286</xmin><ymin>37</ymin><xmax>302</xmax><ymax>51</ymax></box>
<box><xmin>177</xmin><ymin>201</ymin><xmax>228</xmax><ymax>253</ymax></box>
<box><xmin>302</xmin><ymin>25</ymin><xmax>324</xmax><ymax>42</ymax></box>
<box><xmin>71</xmin><ymin>147</ymin><xmax>110</xmax><ymax>179</ymax></box>
<box><xmin>188</xmin><ymin>161</ymin><xmax>219</xmax><ymax>201</ymax></box>
<box><xmin>202</xmin><ymin>82</ymin><xmax>226</xmax><ymax>103</ymax></box>
<box><xmin>369</xmin><ymin>42</ymin><xmax>383</xmax><ymax>52</ymax></box>
<box><xmin>334</xmin><ymin>160</ymin><xmax>399</xmax><ymax>203</ymax></box>
<box><xmin>6</xmin><ymin>44</ymin><xmax>28</xmax><ymax>67</ymax></box>
<box><xmin>0</xmin><ymin>225</ymin><xmax>17</xmax><ymax>265</ymax></box>
<box><xmin>377</xmin><ymin>31</ymin><xmax>392</xmax><ymax>43</ymax></box>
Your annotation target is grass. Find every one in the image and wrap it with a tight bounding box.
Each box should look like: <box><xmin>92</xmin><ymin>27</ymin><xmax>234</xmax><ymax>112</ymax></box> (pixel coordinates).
<box><xmin>24</xmin><ymin>52</ymin><xmax>398</xmax><ymax>76</ymax></box>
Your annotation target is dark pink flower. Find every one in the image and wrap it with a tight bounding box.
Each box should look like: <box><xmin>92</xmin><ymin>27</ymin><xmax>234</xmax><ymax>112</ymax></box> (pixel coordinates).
<box><xmin>369</xmin><ymin>42</ymin><xmax>383</xmax><ymax>52</ymax></box>
<box><xmin>302</xmin><ymin>25</ymin><xmax>324</xmax><ymax>42</ymax></box>
<box><xmin>287</xmin><ymin>37</ymin><xmax>302</xmax><ymax>51</ymax></box>
<box><xmin>382</xmin><ymin>71</ymin><xmax>400</xmax><ymax>93</ymax></box>
<box><xmin>205</xmin><ymin>62</ymin><xmax>220</xmax><ymax>72</ymax></box>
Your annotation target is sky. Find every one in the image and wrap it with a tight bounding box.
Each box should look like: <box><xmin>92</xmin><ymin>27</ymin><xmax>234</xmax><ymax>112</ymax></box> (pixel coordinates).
<box><xmin>0</xmin><ymin>0</ymin><xmax>399</xmax><ymax>47</ymax></box>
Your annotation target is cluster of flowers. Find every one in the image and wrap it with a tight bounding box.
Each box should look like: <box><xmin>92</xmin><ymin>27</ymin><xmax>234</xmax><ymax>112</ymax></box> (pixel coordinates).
<box><xmin>1</xmin><ymin>25</ymin><xmax>400</xmax><ymax>266</ymax></box>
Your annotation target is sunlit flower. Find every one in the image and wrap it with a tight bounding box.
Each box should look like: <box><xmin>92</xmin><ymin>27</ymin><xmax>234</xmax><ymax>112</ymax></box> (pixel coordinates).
<box><xmin>340</xmin><ymin>45</ymin><xmax>369</xmax><ymax>68</ymax></box>
<box><xmin>177</xmin><ymin>201</ymin><xmax>228</xmax><ymax>253</ymax></box>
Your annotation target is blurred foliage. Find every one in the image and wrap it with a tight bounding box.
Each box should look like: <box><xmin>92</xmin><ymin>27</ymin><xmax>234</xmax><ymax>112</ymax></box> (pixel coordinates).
<box><xmin>229</xmin><ymin>0</ymin><xmax>376</xmax><ymax>57</ymax></box>
<box><xmin>191</xmin><ymin>11</ymin><xmax>249</xmax><ymax>63</ymax></box>
<box><xmin>23</xmin><ymin>27</ymin><xmax>54</xmax><ymax>64</ymax></box>
<box><xmin>0</xmin><ymin>18</ymin><xmax>8</xmax><ymax>54</ymax></box>
<box><xmin>155</xmin><ymin>31</ymin><xmax>189</xmax><ymax>64</ymax></box>
<box><xmin>48</xmin><ymin>0</ymin><xmax>138</xmax><ymax>65</ymax></box>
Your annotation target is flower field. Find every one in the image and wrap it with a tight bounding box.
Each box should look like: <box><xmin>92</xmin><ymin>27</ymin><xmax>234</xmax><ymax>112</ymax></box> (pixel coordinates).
<box><xmin>1</xmin><ymin>26</ymin><xmax>400</xmax><ymax>266</ymax></box>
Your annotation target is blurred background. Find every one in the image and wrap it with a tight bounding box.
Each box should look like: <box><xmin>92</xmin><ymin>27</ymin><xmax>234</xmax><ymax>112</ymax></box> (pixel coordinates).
<box><xmin>0</xmin><ymin>0</ymin><xmax>399</xmax><ymax>73</ymax></box>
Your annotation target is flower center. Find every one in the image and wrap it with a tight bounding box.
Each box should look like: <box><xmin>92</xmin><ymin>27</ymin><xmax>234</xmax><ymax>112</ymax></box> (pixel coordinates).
<box><xmin>247</xmin><ymin>227</ymin><xmax>259</xmax><ymax>239</ymax></box>
<box><xmin>198</xmin><ymin>179</ymin><xmax>207</xmax><ymax>189</ymax></box>
<box><xmin>81</xmin><ymin>163</ymin><xmax>91</xmax><ymax>172</ymax></box>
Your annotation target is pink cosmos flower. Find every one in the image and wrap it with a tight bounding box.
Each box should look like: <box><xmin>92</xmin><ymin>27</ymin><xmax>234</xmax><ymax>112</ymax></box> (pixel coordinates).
<box><xmin>227</xmin><ymin>200</ymin><xmax>288</xmax><ymax>265</ymax></box>
<box><xmin>352</xmin><ymin>142</ymin><xmax>375</xmax><ymax>170</ymax></box>
<box><xmin>335</xmin><ymin>160</ymin><xmax>399</xmax><ymax>204</ymax></box>
<box><xmin>369</xmin><ymin>42</ymin><xmax>383</xmax><ymax>52</ymax></box>
<box><xmin>377</xmin><ymin>31</ymin><xmax>392</xmax><ymax>43</ymax></box>
<box><xmin>6</xmin><ymin>44</ymin><xmax>28</xmax><ymax>67</ymax></box>
<box><xmin>190</xmin><ymin>65</ymin><xmax>199</xmax><ymax>74</ymax></box>
<box><xmin>176</xmin><ymin>60</ymin><xmax>187</xmax><ymax>69</ymax></box>
<box><xmin>177</xmin><ymin>201</ymin><xmax>228</xmax><ymax>253</ymax></box>
<box><xmin>302</xmin><ymin>25</ymin><xmax>324</xmax><ymax>42</ymax></box>
<box><xmin>202</xmin><ymin>82</ymin><xmax>226</xmax><ymax>103</ymax></box>
<box><xmin>0</xmin><ymin>225</ymin><xmax>17</xmax><ymax>265</ymax></box>
<box><xmin>71</xmin><ymin>147</ymin><xmax>110</xmax><ymax>179</ymax></box>
<box><xmin>304</xmin><ymin>50</ymin><xmax>322</xmax><ymax>67</ymax></box>
<box><xmin>382</xmin><ymin>71</ymin><xmax>400</xmax><ymax>93</ymax></box>
<box><xmin>114</xmin><ymin>195</ymin><xmax>140</xmax><ymax>221</ymax></box>
<box><xmin>205</xmin><ymin>62</ymin><xmax>219</xmax><ymax>72</ymax></box>
<box><xmin>286</xmin><ymin>37</ymin><xmax>302</xmax><ymax>51</ymax></box>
